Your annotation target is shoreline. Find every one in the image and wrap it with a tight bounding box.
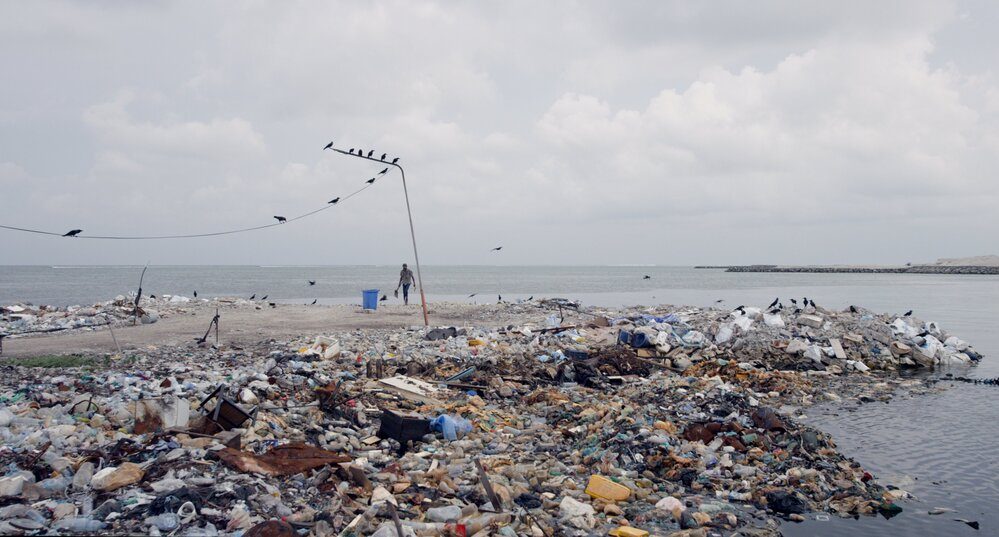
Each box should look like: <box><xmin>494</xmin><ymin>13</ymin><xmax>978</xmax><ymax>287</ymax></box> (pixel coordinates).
<box><xmin>695</xmin><ymin>265</ymin><xmax>999</xmax><ymax>275</ymax></box>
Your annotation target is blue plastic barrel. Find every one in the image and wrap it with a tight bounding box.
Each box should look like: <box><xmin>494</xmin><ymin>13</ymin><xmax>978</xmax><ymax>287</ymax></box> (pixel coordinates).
<box><xmin>362</xmin><ymin>289</ymin><xmax>380</xmax><ymax>310</ymax></box>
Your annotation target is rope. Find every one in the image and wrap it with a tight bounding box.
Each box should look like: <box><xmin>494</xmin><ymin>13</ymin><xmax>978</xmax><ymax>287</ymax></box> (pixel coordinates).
<box><xmin>0</xmin><ymin>153</ymin><xmax>384</xmax><ymax>240</ymax></box>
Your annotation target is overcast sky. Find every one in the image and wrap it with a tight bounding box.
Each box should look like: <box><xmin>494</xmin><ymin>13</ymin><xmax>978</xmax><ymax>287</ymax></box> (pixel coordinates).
<box><xmin>1</xmin><ymin>1</ymin><xmax>997</xmax><ymax>266</ymax></box>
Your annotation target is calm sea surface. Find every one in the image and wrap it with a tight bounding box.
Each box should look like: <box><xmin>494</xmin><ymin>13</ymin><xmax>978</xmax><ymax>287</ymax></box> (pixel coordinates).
<box><xmin>1</xmin><ymin>265</ymin><xmax>997</xmax><ymax>536</ymax></box>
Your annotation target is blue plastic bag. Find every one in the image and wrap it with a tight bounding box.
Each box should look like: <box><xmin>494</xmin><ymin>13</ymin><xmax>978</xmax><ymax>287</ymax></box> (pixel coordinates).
<box><xmin>430</xmin><ymin>414</ymin><xmax>473</xmax><ymax>441</ymax></box>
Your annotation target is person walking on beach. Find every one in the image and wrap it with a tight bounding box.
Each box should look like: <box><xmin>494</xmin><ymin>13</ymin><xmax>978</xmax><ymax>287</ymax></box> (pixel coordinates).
<box><xmin>396</xmin><ymin>263</ymin><xmax>415</xmax><ymax>305</ymax></box>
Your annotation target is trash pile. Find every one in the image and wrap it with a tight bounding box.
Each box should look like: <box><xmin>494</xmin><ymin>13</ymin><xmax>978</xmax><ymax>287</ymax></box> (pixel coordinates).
<box><xmin>0</xmin><ymin>301</ymin><xmax>982</xmax><ymax>535</ymax></box>
<box><xmin>0</xmin><ymin>295</ymin><xmax>252</xmax><ymax>337</ymax></box>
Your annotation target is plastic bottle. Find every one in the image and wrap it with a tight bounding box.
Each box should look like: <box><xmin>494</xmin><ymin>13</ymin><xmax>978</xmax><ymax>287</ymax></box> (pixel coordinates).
<box><xmin>52</xmin><ymin>517</ymin><xmax>107</xmax><ymax>532</ymax></box>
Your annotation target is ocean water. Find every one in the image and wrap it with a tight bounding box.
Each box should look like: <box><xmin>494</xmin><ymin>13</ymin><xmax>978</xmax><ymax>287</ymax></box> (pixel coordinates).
<box><xmin>1</xmin><ymin>265</ymin><xmax>997</xmax><ymax>535</ymax></box>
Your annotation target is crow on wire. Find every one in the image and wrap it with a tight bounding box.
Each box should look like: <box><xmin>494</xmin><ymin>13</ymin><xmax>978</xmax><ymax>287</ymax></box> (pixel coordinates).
<box><xmin>491</xmin><ymin>246</ymin><xmax>502</xmax><ymax>251</ymax></box>
<box><xmin>328</xmin><ymin>197</ymin><xmax>340</xmax><ymax>204</ymax></box>
<box><xmin>274</xmin><ymin>216</ymin><xmax>287</xmax><ymax>223</ymax></box>
<box><xmin>366</xmin><ymin>178</ymin><xmax>376</xmax><ymax>184</ymax></box>
<box><xmin>63</xmin><ymin>229</ymin><xmax>82</xmax><ymax>237</ymax></box>
<box><xmin>367</xmin><ymin>150</ymin><xmax>374</xmax><ymax>157</ymax></box>
<box><xmin>308</xmin><ymin>280</ymin><xmax>316</xmax><ymax>286</ymax></box>
<box><xmin>379</xmin><ymin>168</ymin><xmax>388</xmax><ymax>174</ymax></box>
<box><xmin>391</xmin><ymin>157</ymin><xmax>399</xmax><ymax>164</ymax></box>
<box><xmin>323</xmin><ymin>141</ymin><xmax>334</xmax><ymax>150</ymax></box>
<box><xmin>380</xmin><ymin>153</ymin><xmax>387</xmax><ymax>161</ymax></box>
<box><xmin>349</xmin><ymin>148</ymin><xmax>355</xmax><ymax>154</ymax></box>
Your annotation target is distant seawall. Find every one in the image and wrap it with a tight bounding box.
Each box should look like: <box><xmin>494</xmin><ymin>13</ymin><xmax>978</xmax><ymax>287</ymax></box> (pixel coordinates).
<box><xmin>698</xmin><ymin>265</ymin><xmax>999</xmax><ymax>275</ymax></box>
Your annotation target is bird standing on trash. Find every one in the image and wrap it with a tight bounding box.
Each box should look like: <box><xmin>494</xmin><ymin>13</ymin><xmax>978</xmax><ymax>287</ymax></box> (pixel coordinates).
<box><xmin>274</xmin><ymin>216</ymin><xmax>287</xmax><ymax>223</ymax></box>
<box><xmin>379</xmin><ymin>294</ymin><xmax>387</xmax><ymax>301</ymax></box>
<box><xmin>904</xmin><ymin>310</ymin><xmax>913</xmax><ymax>317</ymax></box>
<box><xmin>768</xmin><ymin>297</ymin><xmax>779</xmax><ymax>309</ymax></box>
<box><xmin>63</xmin><ymin>229</ymin><xmax>82</xmax><ymax>237</ymax></box>
<box><xmin>328</xmin><ymin>197</ymin><xmax>340</xmax><ymax>204</ymax></box>
<box><xmin>193</xmin><ymin>290</ymin><xmax>198</xmax><ymax>298</ymax></box>
<box><xmin>323</xmin><ymin>141</ymin><xmax>333</xmax><ymax>150</ymax></box>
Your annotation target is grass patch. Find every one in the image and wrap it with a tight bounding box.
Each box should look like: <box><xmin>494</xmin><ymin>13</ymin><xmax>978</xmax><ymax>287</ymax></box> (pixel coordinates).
<box><xmin>7</xmin><ymin>354</ymin><xmax>103</xmax><ymax>368</ymax></box>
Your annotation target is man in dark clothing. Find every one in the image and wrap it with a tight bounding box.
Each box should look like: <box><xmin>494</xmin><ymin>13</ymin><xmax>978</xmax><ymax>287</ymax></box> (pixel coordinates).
<box><xmin>396</xmin><ymin>263</ymin><xmax>415</xmax><ymax>305</ymax></box>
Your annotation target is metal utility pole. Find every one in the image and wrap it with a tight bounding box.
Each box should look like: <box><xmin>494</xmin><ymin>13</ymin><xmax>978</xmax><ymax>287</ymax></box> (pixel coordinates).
<box><xmin>331</xmin><ymin>147</ymin><xmax>430</xmax><ymax>326</ymax></box>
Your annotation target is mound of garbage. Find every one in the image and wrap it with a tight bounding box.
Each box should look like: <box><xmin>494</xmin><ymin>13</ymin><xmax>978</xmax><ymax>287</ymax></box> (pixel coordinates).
<box><xmin>0</xmin><ymin>301</ymin><xmax>981</xmax><ymax>535</ymax></box>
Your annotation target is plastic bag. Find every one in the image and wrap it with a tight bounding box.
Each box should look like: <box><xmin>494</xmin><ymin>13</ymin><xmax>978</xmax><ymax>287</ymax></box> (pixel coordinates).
<box><xmin>430</xmin><ymin>415</ymin><xmax>472</xmax><ymax>441</ymax></box>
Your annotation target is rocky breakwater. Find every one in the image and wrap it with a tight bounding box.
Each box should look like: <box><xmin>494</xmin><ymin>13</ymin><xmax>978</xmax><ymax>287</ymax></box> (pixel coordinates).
<box><xmin>0</xmin><ymin>301</ymin><xmax>983</xmax><ymax>536</ymax></box>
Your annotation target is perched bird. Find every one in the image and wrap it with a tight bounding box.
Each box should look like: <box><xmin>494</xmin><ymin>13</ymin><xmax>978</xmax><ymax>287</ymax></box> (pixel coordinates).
<box><xmin>367</xmin><ymin>150</ymin><xmax>374</xmax><ymax>157</ymax></box>
<box><xmin>348</xmin><ymin>148</ymin><xmax>355</xmax><ymax>154</ymax></box>
<box><xmin>193</xmin><ymin>290</ymin><xmax>198</xmax><ymax>298</ymax></box>
<box><xmin>468</xmin><ymin>293</ymin><xmax>477</xmax><ymax>298</ymax></box>
<box><xmin>366</xmin><ymin>178</ymin><xmax>376</xmax><ymax>184</ymax></box>
<box><xmin>274</xmin><ymin>216</ymin><xmax>287</xmax><ymax>223</ymax></box>
<box><xmin>527</xmin><ymin>296</ymin><xmax>533</xmax><ymax>301</ymax></box>
<box><xmin>379</xmin><ymin>168</ymin><xmax>388</xmax><ymax>174</ymax></box>
<box><xmin>380</xmin><ymin>153</ymin><xmax>387</xmax><ymax>161</ymax></box>
<box><xmin>391</xmin><ymin>157</ymin><xmax>399</xmax><ymax>164</ymax></box>
<box><xmin>249</xmin><ymin>294</ymin><xmax>255</xmax><ymax>300</ymax></box>
<box><xmin>849</xmin><ymin>305</ymin><xmax>858</xmax><ymax>313</ymax></box>
<box><xmin>803</xmin><ymin>297</ymin><xmax>809</xmax><ymax>306</ymax></box>
<box><xmin>734</xmin><ymin>305</ymin><xmax>746</xmax><ymax>312</ymax></box>
<box><xmin>311</xmin><ymin>299</ymin><xmax>317</xmax><ymax>305</ymax></box>
<box><xmin>268</xmin><ymin>302</ymin><xmax>276</xmax><ymax>308</ymax></box>
<box><xmin>643</xmin><ymin>275</ymin><xmax>651</xmax><ymax>280</ymax></box>
<box><xmin>261</xmin><ymin>295</ymin><xmax>268</xmax><ymax>300</ymax></box>
<box><xmin>150</xmin><ymin>294</ymin><xmax>156</xmax><ymax>299</ymax></box>
<box><xmin>380</xmin><ymin>294</ymin><xmax>387</xmax><ymax>301</ymax></box>
<box><xmin>767</xmin><ymin>297</ymin><xmax>779</xmax><ymax>309</ymax></box>
<box><xmin>790</xmin><ymin>299</ymin><xmax>798</xmax><ymax>305</ymax></box>
<box><xmin>328</xmin><ymin>197</ymin><xmax>340</xmax><ymax>204</ymax></box>
<box><xmin>63</xmin><ymin>229</ymin><xmax>83</xmax><ymax>237</ymax></box>
<box><xmin>323</xmin><ymin>141</ymin><xmax>334</xmax><ymax>150</ymax></box>
<box><xmin>498</xmin><ymin>294</ymin><xmax>502</xmax><ymax>302</ymax></box>
<box><xmin>308</xmin><ymin>280</ymin><xmax>316</xmax><ymax>286</ymax></box>
<box><xmin>491</xmin><ymin>246</ymin><xmax>503</xmax><ymax>251</ymax></box>
<box><xmin>904</xmin><ymin>310</ymin><xmax>913</xmax><ymax>317</ymax></box>
<box><xmin>809</xmin><ymin>299</ymin><xmax>817</xmax><ymax>308</ymax></box>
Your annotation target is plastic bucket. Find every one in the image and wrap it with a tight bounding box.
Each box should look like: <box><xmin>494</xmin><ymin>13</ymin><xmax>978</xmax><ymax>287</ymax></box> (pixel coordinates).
<box><xmin>362</xmin><ymin>289</ymin><xmax>380</xmax><ymax>310</ymax></box>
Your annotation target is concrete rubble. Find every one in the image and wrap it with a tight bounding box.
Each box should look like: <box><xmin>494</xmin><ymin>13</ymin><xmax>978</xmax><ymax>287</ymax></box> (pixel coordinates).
<box><xmin>0</xmin><ymin>299</ymin><xmax>984</xmax><ymax>535</ymax></box>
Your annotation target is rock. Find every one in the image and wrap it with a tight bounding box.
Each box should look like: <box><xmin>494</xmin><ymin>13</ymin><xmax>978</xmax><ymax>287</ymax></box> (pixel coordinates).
<box><xmin>656</xmin><ymin>496</ymin><xmax>684</xmax><ymax>517</ymax></box>
<box><xmin>797</xmin><ymin>315</ymin><xmax>824</xmax><ymax>329</ymax></box>
<box><xmin>559</xmin><ymin>496</ymin><xmax>596</xmax><ymax>529</ymax></box>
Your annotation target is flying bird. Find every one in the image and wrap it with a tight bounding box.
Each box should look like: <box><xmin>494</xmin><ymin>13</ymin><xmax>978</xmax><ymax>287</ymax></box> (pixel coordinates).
<box><xmin>323</xmin><ymin>141</ymin><xmax>334</xmax><ymax>150</ymax></box>
<box><xmin>768</xmin><ymin>297</ymin><xmax>779</xmax><ymax>309</ymax></box>
<box><xmin>311</xmin><ymin>299</ymin><xmax>317</xmax><ymax>305</ymax></box>
<box><xmin>715</xmin><ymin>299</ymin><xmax>724</xmax><ymax>303</ymax></box>
<box><xmin>328</xmin><ymin>197</ymin><xmax>340</xmax><ymax>204</ymax></box>
<box><xmin>249</xmin><ymin>294</ymin><xmax>255</xmax><ymax>300</ymax></box>
<box><xmin>904</xmin><ymin>310</ymin><xmax>913</xmax><ymax>317</ymax></box>
<box><xmin>261</xmin><ymin>295</ymin><xmax>268</xmax><ymax>300</ymax></box>
<box><xmin>643</xmin><ymin>275</ymin><xmax>651</xmax><ymax>280</ymax></box>
<box><xmin>391</xmin><ymin>157</ymin><xmax>399</xmax><ymax>164</ymax></box>
<box><xmin>380</xmin><ymin>153</ymin><xmax>386</xmax><ymax>161</ymax></box>
<box><xmin>367</xmin><ymin>150</ymin><xmax>374</xmax><ymax>157</ymax></box>
<box><xmin>63</xmin><ymin>229</ymin><xmax>82</xmax><ymax>237</ymax></box>
<box><xmin>380</xmin><ymin>294</ymin><xmax>387</xmax><ymax>301</ymax></box>
<box><xmin>366</xmin><ymin>178</ymin><xmax>376</xmax><ymax>184</ymax></box>
<box><xmin>379</xmin><ymin>168</ymin><xmax>388</xmax><ymax>174</ymax></box>
<box><xmin>308</xmin><ymin>280</ymin><xmax>316</xmax><ymax>286</ymax></box>
<box><xmin>274</xmin><ymin>216</ymin><xmax>287</xmax><ymax>223</ymax></box>
<box><xmin>468</xmin><ymin>293</ymin><xmax>477</xmax><ymax>298</ymax></box>
<box><xmin>491</xmin><ymin>246</ymin><xmax>502</xmax><ymax>251</ymax></box>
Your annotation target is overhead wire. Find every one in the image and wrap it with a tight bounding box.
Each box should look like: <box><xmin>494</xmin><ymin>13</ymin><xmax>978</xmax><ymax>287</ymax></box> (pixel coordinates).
<box><xmin>0</xmin><ymin>150</ymin><xmax>386</xmax><ymax>240</ymax></box>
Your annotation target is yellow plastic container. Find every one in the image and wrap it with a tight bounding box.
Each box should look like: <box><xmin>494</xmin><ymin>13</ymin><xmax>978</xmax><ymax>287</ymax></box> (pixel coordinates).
<box><xmin>585</xmin><ymin>474</ymin><xmax>631</xmax><ymax>501</ymax></box>
<box><xmin>609</xmin><ymin>527</ymin><xmax>649</xmax><ymax>537</ymax></box>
